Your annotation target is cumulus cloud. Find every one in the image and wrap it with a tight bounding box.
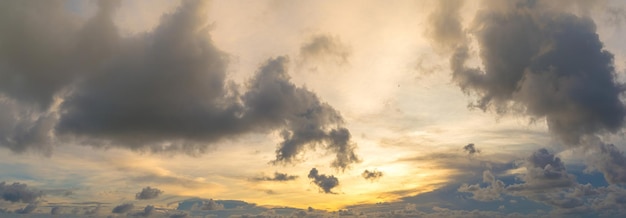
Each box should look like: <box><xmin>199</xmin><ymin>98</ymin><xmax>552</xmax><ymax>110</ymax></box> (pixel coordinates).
<box><xmin>361</xmin><ymin>170</ymin><xmax>383</xmax><ymax>182</ymax></box>
<box><xmin>0</xmin><ymin>182</ymin><xmax>43</xmax><ymax>203</ymax></box>
<box><xmin>112</xmin><ymin>203</ymin><xmax>134</xmax><ymax>214</ymax></box>
<box><xmin>132</xmin><ymin>205</ymin><xmax>155</xmax><ymax>217</ymax></box>
<box><xmin>307</xmin><ymin>168</ymin><xmax>339</xmax><ymax>194</ymax></box>
<box><xmin>136</xmin><ymin>186</ymin><xmax>163</xmax><ymax>200</ymax></box>
<box><xmin>0</xmin><ymin>0</ymin><xmax>358</xmax><ymax>169</ymax></box>
<box><xmin>586</xmin><ymin>141</ymin><xmax>626</xmax><ymax>184</ymax></box>
<box><xmin>14</xmin><ymin>203</ymin><xmax>37</xmax><ymax>214</ymax></box>
<box><xmin>199</xmin><ymin>199</ymin><xmax>224</xmax><ymax>211</ymax></box>
<box><xmin>427</xmin><ymin>0</ymin><xmax>626</xmax><ymax>146</ymax></box>
<box><xmin>463</xmin><ymin>143</ymin><xmax>480</xmax><ymax>155</ymax></box>
<box><xmin>252</xmin><ymin>172</ymin><xmax>298</xmax><ymax>182</ymax></box>
<box><xmin>50</xmin><ymin>206</ymin><xmax>62</xmax><ymax>215</ymax></box>
<box><xmin>299</xmin><ymin>34</ymin><xmax>351</xmax><ymax>65</ymax></box>
<box><xmin>458</xmin><ymin>170</ymin><xmax>505</xmax><ymax>201</ymax></box>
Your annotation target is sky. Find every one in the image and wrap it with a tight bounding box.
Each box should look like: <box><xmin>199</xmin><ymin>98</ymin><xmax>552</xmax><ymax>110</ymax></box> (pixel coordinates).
<box><xmin>2</xmin><ymin>0</ymin><xmax>626</xmax><ymax>217</ymax></box>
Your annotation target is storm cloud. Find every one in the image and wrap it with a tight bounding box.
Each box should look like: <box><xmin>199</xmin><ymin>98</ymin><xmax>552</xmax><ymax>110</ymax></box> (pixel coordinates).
<box><xmin>0</xmin><ymin>0</ymin><xmax>358</xmax><ymax>169</ymax></box>
<box><xmin>135</xmin><ymin>186</ymin><xmax>163</xmax><ymax>200</ymax></box>
<box><xmin>307</xmin><ymin>168</ymin><xmax>339</xmax><ymax>194</ymax></box>
<box><xmin>427</xmin><ymin>0</ymin><xmax>626</xmax><ymax>146</ymax></box>
<box><xmin>0</xmin><ymin>182</ymin><xmax>42</xmax><ymax>203</ymax></box>
<box><xmin>112</xmin><ymin>203</ymin><xmax>134</xmax><ymax>214</ymax></box>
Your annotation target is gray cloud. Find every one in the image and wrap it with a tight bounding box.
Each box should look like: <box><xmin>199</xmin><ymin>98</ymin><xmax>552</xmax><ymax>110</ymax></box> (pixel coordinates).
<box><xmin>427</xmin><ymin>0</ymin><xmax>626</xmax><ymax>146</ymax></box>
<box><xmin>252</xmin><ymin>172</ymin><xmax>298</xmax><ymax>182</ymax></box>
<box><xmin>112</xmin><ymin>203</ymin><xmax>134</xmax><ymax>214</ymax></box>
<box><xmin>463</xmin><ymin>143</ymin><xmax>480</xmax><ymax>155</ymax></box>
<box><xmin>458</xmin><ymin>170</ymin><xmax>505</xmax><ymax>201</ymax></box>
<box><xmin>133</xmin><ymin>205</ymin><xmax>155</xmax><ymax>217</ymax></box>
<box><xmin>425</xmin><ymin>0</ymin><xmax>466</xmax><ymax>53</ymax></box>
<box><xmin>14</xmin><ymin>203</ymin><xmax>37</xmax><ymax>214</ymax></box>
<box><xmin>307</xmin><ymin>168</ymin><xmax>339</xmax><ymax>194</ymax></box>
<box><xmin>0</xmin><ymin>0</ymin><xmax>358</xmax><ymax>169</ymax></box>
<box><xmin>361</xmin><ymin>170</ymin><xmax>383</xmax><ymax>182</ymax></box>
<box><xmin>506</xmin><ymin>149</ymin><xmax>575</xmax><ymax>194</ymax></box>
<box><xmin>0</xmin><ymin>182</ymin><xmax>43</xmax><ymax>203</ymax></box>
<box><xmin>299</xmin><ymin>34</ymin><xmax>351</xmax><ymax>65</ymax></box>
<box><xmin>50</xmin><ymin>206</ymin><xmax>61</xmax><ymax>215</ymax></box>
<box><xmin>136</xmin><ymin>186</ymin><xmax>163</xmax><ymax>200</ymax></box>
<box><xmin>199</xmin><ymin>199</ymin><xmax>224</xmax><ymax>211</ymax></box>
<box><xmin>587</xmin><ymin>142</ymin><xmax>626</xmax><ymax>184</ymax></box>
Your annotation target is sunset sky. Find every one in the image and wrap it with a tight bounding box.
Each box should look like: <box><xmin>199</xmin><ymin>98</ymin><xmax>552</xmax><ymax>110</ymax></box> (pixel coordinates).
<box><xmin>2</xmin><ymin>0</ymin><xmax>626</xmax><ymax>217</ymax></box>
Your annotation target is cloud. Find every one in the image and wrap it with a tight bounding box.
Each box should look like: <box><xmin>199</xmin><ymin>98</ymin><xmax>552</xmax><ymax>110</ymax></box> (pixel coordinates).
<box><xmin>132</xmin><ymin>205</ymin><xmax>155</xmax><ymax>217</ymax></box>
<box><xmin>50</xmin><ymin>206</ymin><xmax>61</xmax><ymax>215</ymax></box>
<box><xmin>463</xmin><ymin>143</ymin><xmax>480</xmax><ymax>155</ymax></box>
<box><xmin>0</xmin><ymin>0</ymin><xmax>358</xmax><ymax>169</ymax></box>
<box><xmin>458</xmin><ymin>170</ymin><xmax>505</xmax><ymax>201</ymax></box>
<box><xmin>136</xmin><ymin>186</ymin><xmax>163</xmax><ymax>200</ymax></box>
<box><xmin>112</xmin><ymin>203</ymin><xmax>134</xmax><ymax>214</ymax></box>
<box><xmin>361</xmin><ymin>170</ymin><xmax>383</xmax><ymax>182</ymax></box>
<box><xmin>14</xmin><ymin>203</ymin><xmax>37</xmax><ymax>214</ymax></box>
<box><xmin>201</xmin><ymin>199</ymin><xmax>224</xmax><ymax>211</ymax></box>
<box><xmin>307</xmin><ymin>168</ymin><xmax>339</xmax><ymax>194</ymax></box>
<box><xmin>252</xmin><ymin>172</ymin><xmax>298</xmax><ymax>182</ymax></box>
<box><xmin>0</xmin><ymin>182</ymin><xmax>43</xmax><ymax>203</ymax></box>
<box><xmin>425</xmin><ymin>0</ymin><xmax>466</xmax><ymax>53</ymax></box>
<box><xmin>586</xmin><ymin>141</ymin><xmax>626</xmax><ymax>184</ymax></box>
<box><xmin>299</xmin><ymin>34</ymin><xmax>351</xmax><ymax>65</ymax></box>
<box><xmin>427</xmin><ymin>0</ymin><xmax>626</xmax><ymax>145</ymax></box>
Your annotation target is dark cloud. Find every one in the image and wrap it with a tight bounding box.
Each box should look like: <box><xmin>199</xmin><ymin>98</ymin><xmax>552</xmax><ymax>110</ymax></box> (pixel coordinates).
<box><xmin>112</xmin><ymin>203</ymin><xmax>134</xmax><ymax>214</ymax></box>
<box><xmin>463</xmin><ymin>143</ymin><xmax>480</xmax><ymax>155</ymax></box>
<box><xmin>133</xmin><ymin>205</ymin><xmax>155</xmax><ymax>217</ymax></box>
<box><xmin>428</xmin><ymin>0</ymin><xmax>626</xmax><ymax>145</ymax></box>
<box><xmin>299</xmin><ymin>34</ymin><xmax>350</xmax><ymax>65</ymax></box>
<box><xmin>587</xmin><ymin>142</ymin><xmax>626</xmax><ymax>184</ymax></box>
<box><xmin>50</xmin><ymin>206</ymin><xmax>62</xmax><ymax>215</ymax></box>
<box><xmin>0</xmin><ymin>0</ymin><xmax>358</xmax><ymax>169</ymax></box>
<box><xmin>361</xmin><ymin>170</ymin><xmax>383</xmax><ymax>182</ymax></box>
<box><xmin>252</xmin><ymin>172</ymin><xmax>298</xmax><ymax>182</ymax></box>
<box><xmin>247</xmin><ymin>58</ymin><xmax>360</xmax><ymax>170</ymax></box>
<box><xmin>307</xmin><ymin>168</ymin><xmax>339</xmax><ymax>194</ymax></box>
<box><xmin>136</xmin><ymin>186</ymin><xmax>163</xmax><ymax>200</ymax></box>
<box><xmin>506</xmin><ymin>149</ymin><xmax>575</xmax><ymax>194</ymax></box>
<box><xmin>14</xmin><ymin>203</ymin><xmax>37</xmax><ymax>214</ymax></box>
<box><xmin>0</xmin><ymin>182</ymin><xmax>43</xmax><ymax>203</ymax></box>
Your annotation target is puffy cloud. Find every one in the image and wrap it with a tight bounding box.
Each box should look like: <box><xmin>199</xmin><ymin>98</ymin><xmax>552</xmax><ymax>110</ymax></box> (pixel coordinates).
<box><xmin>586</xmin><ymin>142</ymin><xmax>626</xmax><ymax>184</ymax></box>
<box><xmin>307</xmin><ymin>168</ymin><xmax>339</xmax><ymax>194</ymax></box>
<box><xmin>132</xmin><ymin>205</ymin><xmax>155</xmax><ymax>217</ymax></box>
<box><xmin>458</xmin><ymin>170</ymin><xmax>505</xmax><ymax>201</ymax></box>
<box><xmin>135</xmin><ymin>186</ymin><xmax>163</xmax><ymax>200</ymax></box>
<box><xmin>463</xmin><ymin>143</ymin><xmax>480</xmax><ymax>155</ymax></box>
<box><xmin>0</xmin><ymin>182</ymin><xmax>43</xmax><ymax>203</ymax></box>
<box><xmin>14</xmin><ymin>203</ymin><xmax>37</xmax><ymax>214</ymax></box>
<box><xmin>252</xmin><ymin>172</ymin><xmax>298</xmax><ymax>182</ymax></box>
<box><xmin>427</xmin><ymin>0</ymin><xmax>626</xmax><ymax>145</ymax></box>
<box><xmin>361</xmin><ymin>170</ymin><xmax>383</xmax><ymax>182</ymax></box>
<box><xmin>424</xmin><ymin>0</ymin><xmax>466</xmax><ymax>53</ymax></box>
<box><xmin>299</xmin><ymin>34</ymin><xmax>351</xmax><ymax>65</ymax></box>
<box><xmin>112</xmin><ymin>203</ymin><xmax>134</xmax><ymax>214</ymax></box>
<box><xmin>506</xmin><ymin>149</ymin><xmax>575</xmax><ymax>194</ymax></box>
<box><xmin>0</xmin><ymin>0</ymin><xmax>358</xmax><ymax>169</ymax></box>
